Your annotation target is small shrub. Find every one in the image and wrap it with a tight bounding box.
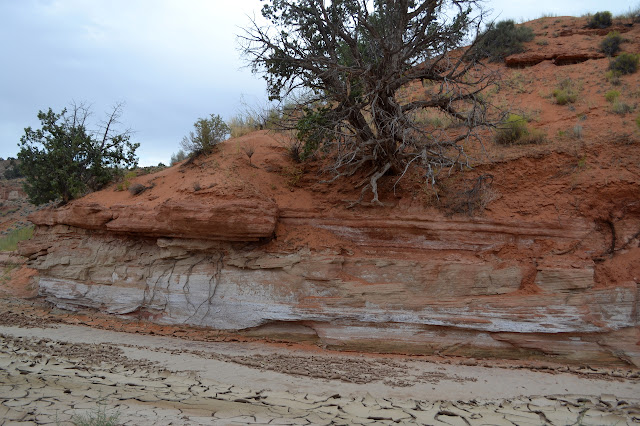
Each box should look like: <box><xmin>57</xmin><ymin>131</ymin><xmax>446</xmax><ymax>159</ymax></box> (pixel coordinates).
<box><xmin>181</xmin><ymin>114</ymin><xmax>230</xmax><ymax>155</ymax></box>
<box><xmin>495</xmin><ymin>114</ymin><xmax>545</xmax><ymax>145</ymax></box>
<box><xmin>616</xmin><ymin>6</ymin><xmax>640</xmax><ymax>23</ymax></box>
<box><xmin>573</xmin><ymin>125</ymin><xmax>584</xmax><ymax>139</ymax></box>
<box><xmin>241</xmin><ymin>142</ymin><xmax>256</xmax><ymax>166</ymax></box>
<box><xmin>605</xmin><ymin>70</ymin><xmax>622</xmax><ymax>85</ymax></box>
<box><xmin>636</xmin><ymin>114</ymin><xmax>640</xmax><ymax>129</ymax></box>
<box><xmin>587</xmin><ymin>11</ymin><xmax>612</xmax><ymax>29</ymax></box>
<box><xmin>287</xmin><ymin>140</ymin><xmax>303</xmax><ymax>163</ymax></box>
<box><xmin>600</xmin><ymin>32</ymin><xmax>622</xmax><ymax>57</ymax></box>
<box><xmin>170</xmin><ymin>149</ymin><xmax>187</xmax><ymax>166</ymax></box>
<box><xmin>577</xmin><ymin>155</ymin><xmax>587</xmax><ymax>170</ymax></box>
<box><xmin>445</xmin><ymin>174</ymin><xmax>496</xmax><ymax>216</ymax></box>
<box><xmin>609</xmin><ymin>53</ymin><xmax>640</xmax><ymax>75</ymax></box>
<box><xmin>612</xmin><ymin>101</ymin><xmax>634</xmax><ymax>114</ymax></box>
<box><xmin>281</xmin><ymin>165</ymin><xmax>304</xmax><ymax>188</ymax></box>
<box><xmin>472</xmin><ymin>20</ymin><xmax>535</xmax><ymax>62</ymax></box>
<box><xmin>128</xmin><ymin>183</ymin><xmax>146</xmax><ymax>195</ymax></box>
<box><xmin>605</xmin><ymin>90</ymin><xmax>620</xmax><ymax>103</ymax></box>
<box><xmin>552</xmin><ymin>79</ymin><xmax>579</xmax><ymax>105</ymax></box>
<box><xmin>72</xmin><ymin>405</ymin><xmax>120</xmax><ymax>426</ymax></box>
<box><xmin>295</xmin><ymin>106</ymin><xmax>331</xmax><ymax>159</ymax></box>
<box><xmin>193</xmin><ymin>181</ymin><xmax>201</xmax><ymax>191</ymax></box>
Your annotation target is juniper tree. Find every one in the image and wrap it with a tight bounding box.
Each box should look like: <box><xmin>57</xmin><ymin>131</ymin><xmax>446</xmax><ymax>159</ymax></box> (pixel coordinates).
<box><xmin>241</xmin><ymin>0</ymin><xmax>497</xmax><ymax>204</ymax></box>
<box><xmin>18</xmin><ymin>103</ymin><xmax>138</xmax><ymax>204</ymax></box>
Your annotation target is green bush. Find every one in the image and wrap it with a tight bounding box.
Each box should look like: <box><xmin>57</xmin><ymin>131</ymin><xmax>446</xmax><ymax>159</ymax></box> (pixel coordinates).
<box><xmin>636</xmin><ymin>114</ymin><xmax>640</xmax><ymax>129</ymax></box>
<box><xmin>18</xmin><ymin>105</ymin><xmax>139</xmax><ymax>204</ymax></box>
<box><xmin>605</xmin><ymin>90</ymin><xmax>620</xmax><ymax>103</ymax></box>
<box><xmin>471</xmin><ymin>20</ymin><xmax>535</xmax><ymax>62</ymax></box>
<box><xmin>587</xmin><ymin>11</ymin><xmax>612</xmax><ymax>29</ymax></box>
<box><xmin>295</xmin><ymin>106</ymin><xmax>332</xmax><ymax>160</ymax></box>
<box><xmin>600</xmin><ymin>31</ymin><xmax>622</xmax><ymax>56</ymax></box>
<box><xmin>180</xmin><ymin>114</ymin><xmax>230</xmax><ymax>155</ymax></box>
<box><xmin>552</xmin><ymin>79</ymin><xmax>579</xmax><ymax>105</ymax></box>
<box><xmin>3</xmin><ymin>158</ymin><xmax>23</xmax><ymax>180</ymax></box>
<box><xmin>0</xmin><ymin>226</ymin><xmax>34</xmax><ymax>251</ymax></box>
<box><xmin>609</xmin><ymin>53</ymin><xmax>640</xmax><ymax>75</ymax></box>
<box><xmin>495</xmin><ymin>114</ymin><xmax>545</xmax><ymax>145</ymax></box>
<box><xmin>605</xmin><ymin>70</ymin><xmax>622</xmax><ymax>85</ymax></box>
<box><xmin>170</xmin><ymin>149</ymin><xmax>187</xmax><ymax>166</ymax></box>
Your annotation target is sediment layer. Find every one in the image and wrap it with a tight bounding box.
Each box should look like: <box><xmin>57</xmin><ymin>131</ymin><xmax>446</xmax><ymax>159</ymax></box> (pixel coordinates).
<box><xmin>21</xmin><ymin>202</ymin><xmax>640</xmax><ymax>366</ymax></box>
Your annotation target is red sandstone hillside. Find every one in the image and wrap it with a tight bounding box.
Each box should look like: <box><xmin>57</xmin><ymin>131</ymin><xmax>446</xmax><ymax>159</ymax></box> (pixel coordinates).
<box><xmin>15</xmin><ymin>16</ymin><xmax>640</xmax><ymax>366</ymax></box>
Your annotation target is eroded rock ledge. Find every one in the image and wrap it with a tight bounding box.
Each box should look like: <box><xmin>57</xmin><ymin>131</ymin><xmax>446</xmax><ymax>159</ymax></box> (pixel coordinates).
<box><xmin>21</xmin><ymin>200</ymin><xmax>640</xmax><ymax>367</ymax></box>
<box><xmin>29</xmin><ymin>198</ymin><xmax>278</xmax><ymax>241</ymax></box>
<box><xmin>505</xmin><ymin>52</ymin><xmax>605</xmax><ymax>67</ymax></box>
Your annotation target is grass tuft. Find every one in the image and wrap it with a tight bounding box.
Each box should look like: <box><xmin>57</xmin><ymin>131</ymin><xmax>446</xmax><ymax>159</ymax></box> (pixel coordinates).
<box><xmin>495</xmin><ymin>114</ymin><xmax>546</xmax><ymax>146</ymax></box>
<box><xmin>0</xmin><ymin>226</ymin><xmax>34</xmax><ymax>251</ymax></box>
<box><xmin>71</xmin><ymin>404</ymin><xmax>120</xmax><ymax>426</ymax></box>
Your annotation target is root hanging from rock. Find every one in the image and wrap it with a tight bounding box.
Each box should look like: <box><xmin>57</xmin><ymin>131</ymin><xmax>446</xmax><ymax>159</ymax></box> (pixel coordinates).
<box><xmin>346</xmin><ymin>162</ymin><xmax>392</xmax><ymax>208</ymax></box>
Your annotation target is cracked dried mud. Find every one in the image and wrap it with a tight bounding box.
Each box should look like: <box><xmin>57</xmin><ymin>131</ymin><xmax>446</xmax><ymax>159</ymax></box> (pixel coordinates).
<box><xmin>0</xmin><ymin>300</ymin><xmax>639</xmax><ymax>425</ymax></box>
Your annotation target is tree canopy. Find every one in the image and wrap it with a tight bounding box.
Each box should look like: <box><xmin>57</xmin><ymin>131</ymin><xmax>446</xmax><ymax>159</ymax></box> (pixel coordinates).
<box><xmin>241</xmin><ymin>0</ymin><xmax>497</xmax><ymax>204</ymax></box>
<box><xmin>18</xmin><ymin>103</ymin><xmax>139</xmax><ymax>204</ymax></box>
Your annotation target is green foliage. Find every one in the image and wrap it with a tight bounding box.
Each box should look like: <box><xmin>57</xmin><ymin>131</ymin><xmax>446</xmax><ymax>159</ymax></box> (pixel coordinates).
<box><xmin>18</xmin><ymin>105</ymin><xmax>138</xmax><ymax>205</ymax></box>
<box><xmin>170</xmin><ymin>149</ymin><xmax>187</xmax><ymax>166</ymax></box>
<box><xmin>600</xmin><ymin>31</ymin><xmax>622</xmax><ymax>56</ymax></box>
<box><xmin>3</xmin><ymin>158</ymin><xmax>23</xmax><ymax>180</ymax></box>
<box><xmin>115</xmin><ymin>171</ymin><xmax>137</xmax><ymax>191</ymax></box>
<box><xmin>636</xmin><ymin>114</ymin><xmax>640</xmax><ymax>129</ymax></box>
<box><xmin>552</xmin><ymin>79</ymin><xmax>579</xmax><ymax>105</ymax></box>
<box><xmin>605</xmin><ymin>70</ymin><xmax>622</xmax><ymax>85</ymax></box>
<box><xmin>0</xmin><ymin>226</ymin><xmax>34</xmax><ymax>251</ymax></box>
<box><xmin>605</xmin><ymin>90</ymin><xmax>620</xmax><ymax>103</ymax></box>
<box><xmin>180</xmin><ymin>114</ymin><xmax>230</xmax><ymax>155</ymax></box>
<box><xmin>495</xmin><ymin>114</ymin><xmax>545</xmax><ymax>145</ymax></box>
<box><xmin>587</xmin><ymin>11</ymin><xmax>612</xmax><ymax>29</ymax></box>
<box><xmin>295</xmin><ymin>106</ymin><xmax>332</xmax><ymax>160</ymax></box>
<box><xmin>472</xmin><ymin>20</ymin><xmax>535</xmax><ymax>62</ymax></box>
<box><xmin>609</xmin><ymin>53</ymin><xmax>640</xmax><ymax>75</ymax></box>
<box><xmin>242</xmin><ymin>0</ymin><xmax>498</xmax><ymax>200</ymax></box>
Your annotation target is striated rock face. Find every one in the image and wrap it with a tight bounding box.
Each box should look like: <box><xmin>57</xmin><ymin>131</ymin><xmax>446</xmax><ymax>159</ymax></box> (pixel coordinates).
<box><xmin>22</xmin><ymin>207</ymin><xmax>640</xmax><ymax>366</ymax></box>
<box><xmin>28</xmin><ymin>199</ymin><xmax>278</xmax><ymax>241</ymax></box>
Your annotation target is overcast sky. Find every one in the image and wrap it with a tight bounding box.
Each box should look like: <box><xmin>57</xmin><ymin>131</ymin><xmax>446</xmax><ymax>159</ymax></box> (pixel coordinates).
<box><xmin>0</xmin><ymin>0</ymin><xmax>635</xmax><ymax>166</ymax></box>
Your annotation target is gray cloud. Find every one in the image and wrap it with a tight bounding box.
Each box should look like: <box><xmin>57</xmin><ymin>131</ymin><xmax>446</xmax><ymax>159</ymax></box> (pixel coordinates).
<box><xmin>0</xmin><ymin>0</ymin><xmax>635</xmax><ymax>165</ymax></box>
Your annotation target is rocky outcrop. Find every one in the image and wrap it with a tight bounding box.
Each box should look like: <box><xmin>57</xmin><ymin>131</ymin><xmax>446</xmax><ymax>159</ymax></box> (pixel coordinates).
<box><xmin>29</xmin><ymin>198</ymin><xmax>278</xmax><ymax>241</ymax></box>
<box><xmin>505</xmin><ymin>52</ymin><xmax>605</xmax><ymax>67</ymax></box>
<box><xmin>22</xmin><ymin>207</ymin><xmax>640</xmax><ymax>367</ymax></box>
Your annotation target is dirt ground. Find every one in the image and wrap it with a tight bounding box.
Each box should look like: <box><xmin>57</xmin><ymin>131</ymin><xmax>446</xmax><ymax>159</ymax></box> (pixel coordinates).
<box><xmin>0</xmin><ymin>297</ymin><xmax>638</xmax><ymax>425</ymax></box>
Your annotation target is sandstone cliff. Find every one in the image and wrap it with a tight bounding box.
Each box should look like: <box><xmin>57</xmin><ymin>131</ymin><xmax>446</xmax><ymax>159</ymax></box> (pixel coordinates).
<box><xmin>20</xmin><ymin>16</ymin><xmax>640</xmax><ymax>366</ymax></box>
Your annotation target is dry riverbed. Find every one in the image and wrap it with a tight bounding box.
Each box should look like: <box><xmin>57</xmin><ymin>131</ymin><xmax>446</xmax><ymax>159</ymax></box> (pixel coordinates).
<box><xmin>0</xmin><ymin>300</ymin><xmax>639</xmax><ymax>425</ymax></box>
